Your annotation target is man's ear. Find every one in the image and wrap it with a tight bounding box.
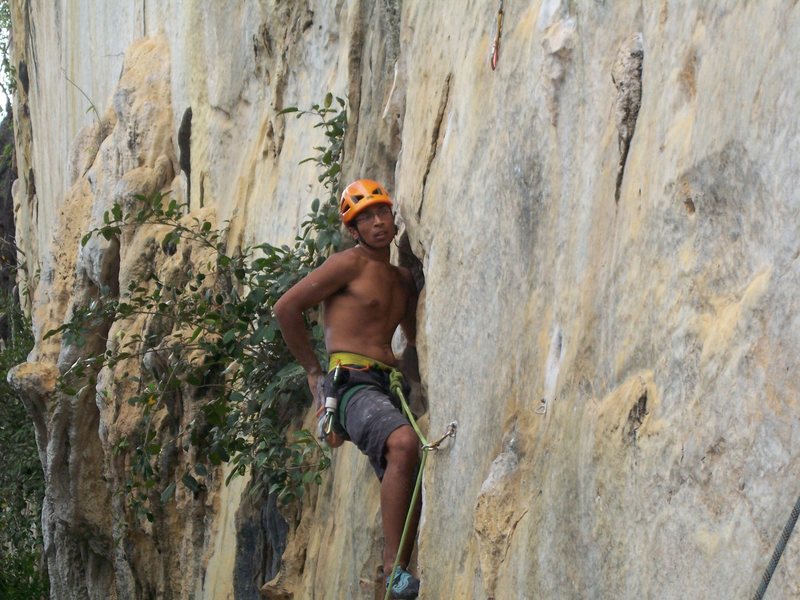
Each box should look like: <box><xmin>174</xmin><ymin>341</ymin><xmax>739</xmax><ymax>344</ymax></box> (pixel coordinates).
<box><xmin>346</xmin><ymin>224</ymin><xmax>360</xmax><ymax>241</ymax></box>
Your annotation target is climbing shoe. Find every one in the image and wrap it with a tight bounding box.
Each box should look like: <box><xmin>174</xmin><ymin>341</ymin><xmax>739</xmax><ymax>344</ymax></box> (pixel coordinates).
<box><xmin>385</xmin><ymin>567</ymin><xmax>420</xmax><ymax>599</ymax></box>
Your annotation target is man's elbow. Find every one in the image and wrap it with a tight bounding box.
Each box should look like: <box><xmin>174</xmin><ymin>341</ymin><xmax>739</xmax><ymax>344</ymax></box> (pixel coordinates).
<box><xmin>273</xmin><ymin>297</ymin><xmax>296</xmax><ymax>327</ymax></box>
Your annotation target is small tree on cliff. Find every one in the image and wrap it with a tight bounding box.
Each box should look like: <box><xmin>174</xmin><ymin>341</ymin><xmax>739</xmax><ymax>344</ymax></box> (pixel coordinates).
<box><xmin>48</xmin><ymin>95</ymin><xmax>348</xmax><ymax>520</ymax></box>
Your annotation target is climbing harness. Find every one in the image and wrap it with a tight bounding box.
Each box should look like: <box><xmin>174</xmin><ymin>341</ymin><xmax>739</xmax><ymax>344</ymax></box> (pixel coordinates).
<box><xmin>751</xmin><ymin>493</ymin><xmax>800</xmax><ymax>600</ymax></box>
<box><xmin>384</xmin><ymin>368</ymin><xmax>457</xmax><ymax>600</ymax></box>
<box><xmin>489</xmin><ymin>0</ymin><xmax>504</xmax><ymax>70</ymax></box>
<box><xmin>318</xmin><ymin>354</ymin><xmax>394</xmax><ymax>447</ymax></box>
<box><xmin>328</xmin><ymin>352</ymin><xmax>393</xmax><ymax>372</ymax></box>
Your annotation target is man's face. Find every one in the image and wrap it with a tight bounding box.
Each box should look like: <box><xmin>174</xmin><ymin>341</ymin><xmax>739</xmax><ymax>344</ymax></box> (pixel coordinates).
<box><xmin>351</xmin><ymin>204</ymin><xmax>394</xmax><ymax>246</ymax></box>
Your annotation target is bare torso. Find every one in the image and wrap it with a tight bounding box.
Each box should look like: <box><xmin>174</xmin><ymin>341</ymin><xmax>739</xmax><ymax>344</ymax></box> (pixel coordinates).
<box><xmin>323</xmin><ymin>247</ymin><xmax>413</xmax><ymax>366</ymax></box>
<box><xmin>274</xmin><ymin>223</ymin><xmax>416</xmax><ymax>382</ymax></box>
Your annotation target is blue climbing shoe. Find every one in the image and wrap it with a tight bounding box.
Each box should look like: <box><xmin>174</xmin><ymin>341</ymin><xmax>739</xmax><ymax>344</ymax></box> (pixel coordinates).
<box><xmin>386</xmin><ymin>567</ymin><xmax>420</xmax><ymax>599</ymax></box>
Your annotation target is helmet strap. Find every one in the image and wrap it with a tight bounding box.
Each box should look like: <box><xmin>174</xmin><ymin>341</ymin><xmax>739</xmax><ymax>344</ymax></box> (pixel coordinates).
<box><xmin>357</xmin><ymin>236</ymin><xmax>378</xmax><ymax>250</ymax></box>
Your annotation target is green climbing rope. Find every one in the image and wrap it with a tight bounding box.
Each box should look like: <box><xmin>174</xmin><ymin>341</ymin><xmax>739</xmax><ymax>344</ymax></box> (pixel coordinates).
<box><xmin>384</xmin><ymin>370</ymin><xmax>455</xmax><ymax>600</ymax></box>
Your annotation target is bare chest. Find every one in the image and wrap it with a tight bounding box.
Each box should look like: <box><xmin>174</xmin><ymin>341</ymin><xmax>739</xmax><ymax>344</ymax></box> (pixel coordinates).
<box><xmin>351</xmin><ymin>262</ymin><xmax>406</xmax><ymax>311</ymax></box>
<box><xmin>330</xmin><ymin>261</ymin><xmax>408</xmax><ymax>321</ymax></box>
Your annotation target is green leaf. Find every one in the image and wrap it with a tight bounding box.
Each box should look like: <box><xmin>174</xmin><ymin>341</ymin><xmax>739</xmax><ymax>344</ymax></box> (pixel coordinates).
<box><xmin>250</xmin><ymin>325</ymin><xmax>267</xmax><ymax>345</ymax></box>
<box><xmin>101</xmin><ymin>227</ymin><xmax>119</xmax><ymax>241</ymax></box>
<box><xmin>160</xmin><ymin>481</ymin><xmax>177</xmax><ymax>503</ymax></box>
<box><xmin>182</xmin><ymin>473</ymin><xmax>200</xmax><ymax>493</ymax></box>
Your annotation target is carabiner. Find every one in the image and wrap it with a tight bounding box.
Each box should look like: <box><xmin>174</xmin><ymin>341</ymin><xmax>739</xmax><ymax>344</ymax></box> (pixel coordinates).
<box><xmin>423</xmin><ymin>421</ymin><xmax>458</xmax><ymax>451</ymax></box>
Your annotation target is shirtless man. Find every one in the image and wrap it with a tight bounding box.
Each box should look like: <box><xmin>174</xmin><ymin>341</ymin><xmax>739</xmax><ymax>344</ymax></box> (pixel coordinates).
<box><xmin>274</xmin><ymin>179</ymin><xmax>421</xmax><ymax>599</ymax></box>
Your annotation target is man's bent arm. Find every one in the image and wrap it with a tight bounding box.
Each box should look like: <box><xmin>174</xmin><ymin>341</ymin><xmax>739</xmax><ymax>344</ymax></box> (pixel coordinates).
<box><xmin>397</xmin><ymin>268</ymin><xmax>420</xmax><ymax>383</ymax></box>
<box><xmin>274</xmin><ymin>252</ymin><xmax>359</xmax><ymax>376</ymax></box>
<box><xmin>273</xmin><ymin>301</ymin><xmax>324</xmax><ymax>376</ymax></box>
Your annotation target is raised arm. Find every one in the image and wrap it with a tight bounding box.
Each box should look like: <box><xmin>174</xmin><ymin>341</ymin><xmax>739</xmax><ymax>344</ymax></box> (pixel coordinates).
<box><xmin>397</xmin><ymin>267</ymin><xmax>421</xmax><ymax>384</ymax></box>
<box><xmin>399</xmin><ymin>267</ymin><xmax>418</xmax><ymax>347</ymax></box>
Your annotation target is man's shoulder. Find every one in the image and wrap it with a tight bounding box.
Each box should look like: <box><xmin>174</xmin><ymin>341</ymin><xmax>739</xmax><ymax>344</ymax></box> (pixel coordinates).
<box><xmin>326</xmin><ymin>247</ymin><xmax>363</xmax><ymax>268</ymax></box>
<box><xmin>324</xmin><ymin>248</ymin><xmax>412</xmax><ymax>287</ymax></box>
<box><xmin>316</xmin><ymin>247</ymin><xmax>364</xmax><ymax>280</ymax></box>
<box><xmin>395</xmin><ymin>264</ymin><xmax>415</xmax><ymax>289</ymax></box>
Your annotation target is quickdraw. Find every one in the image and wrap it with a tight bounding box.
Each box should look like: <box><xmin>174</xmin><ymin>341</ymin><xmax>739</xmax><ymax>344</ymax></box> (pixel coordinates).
<box><xmin>422</xmin><ymin>421</ymin><xmax>458</xmax><ymax>451</ymax></box>
<box><xmin>489</xmin><ymin>0</ymin><xmax>504</xmax><ymax>70</ymax></box>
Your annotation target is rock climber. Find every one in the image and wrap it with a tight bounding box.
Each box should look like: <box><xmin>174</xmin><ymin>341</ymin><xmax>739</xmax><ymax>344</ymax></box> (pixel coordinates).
<box><xmin>273</xmin><ymin>179</ymin><xmax>421</xmax><ymax>599</ymax></box>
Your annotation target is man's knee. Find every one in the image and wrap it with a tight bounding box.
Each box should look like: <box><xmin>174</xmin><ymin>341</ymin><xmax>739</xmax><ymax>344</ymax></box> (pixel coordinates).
<box><xmin>385</xmin><ymin>425</ymin><xmax>420</xmax><ymax>463</ymax></box>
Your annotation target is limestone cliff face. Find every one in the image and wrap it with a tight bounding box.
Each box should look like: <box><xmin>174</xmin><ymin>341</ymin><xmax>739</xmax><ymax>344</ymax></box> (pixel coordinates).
<box><xmin>8</xmin><ymin>2</ymin><xmax>800</xmax><ymax>599</ymax></box>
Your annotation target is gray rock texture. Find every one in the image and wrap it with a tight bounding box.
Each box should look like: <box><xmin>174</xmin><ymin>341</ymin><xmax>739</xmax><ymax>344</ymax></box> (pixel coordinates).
<box><xmin>8</xmin><ymin>1</ymin><xmax>800</xmax><ymax>599</ymax></box>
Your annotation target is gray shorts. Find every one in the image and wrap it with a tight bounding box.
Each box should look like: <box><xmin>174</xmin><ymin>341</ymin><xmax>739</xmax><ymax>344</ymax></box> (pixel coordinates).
<box><xmin>343</xmin><ymin>385</ymin><xmax>410</xmax><ymax>480</ymax></box>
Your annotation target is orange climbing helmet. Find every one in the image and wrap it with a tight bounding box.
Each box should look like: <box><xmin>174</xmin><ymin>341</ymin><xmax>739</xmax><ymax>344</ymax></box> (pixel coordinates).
<box><xmin>339</xmin><ymin>179</ymin><xmax>393</xmax><ymax>224</ymax></box>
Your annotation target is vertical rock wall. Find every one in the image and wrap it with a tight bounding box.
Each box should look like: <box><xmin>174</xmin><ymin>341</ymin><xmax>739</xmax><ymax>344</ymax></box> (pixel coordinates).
<box><xmin>8</xmin><ymin>1</ymin><xmax>800</xmax><ymax>599</ymax></box>
<box><xmin>396</xmin><ymin>3</ymin><xmax>800</xmax><ymax>599</ymax></box>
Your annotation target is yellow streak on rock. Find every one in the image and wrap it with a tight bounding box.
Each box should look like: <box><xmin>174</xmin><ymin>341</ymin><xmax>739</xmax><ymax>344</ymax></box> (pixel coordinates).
<box><xmin>697</xmin><ymin>269</ymin><xmax>772</xmax><ymax>364</ymax></box>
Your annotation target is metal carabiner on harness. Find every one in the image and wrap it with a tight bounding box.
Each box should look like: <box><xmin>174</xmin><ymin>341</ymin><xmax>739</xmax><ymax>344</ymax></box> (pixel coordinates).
<box><xmin>319</xmin><ymin>362</ymin><xmax>346</xmax><ymax>448</ymax></box>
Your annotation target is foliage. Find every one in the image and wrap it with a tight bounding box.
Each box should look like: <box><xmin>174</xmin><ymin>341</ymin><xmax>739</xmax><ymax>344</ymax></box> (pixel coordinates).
<box><xmin>62</xmin><ymin>71</ymin><xmax>100</xmax><ymax>124</ymax></box>
<box><xmin>0</xmin><ymin>292</ymin><xmax>48</xmax><ymax>599</ymax></box>
<box><xmin>0</xmin><ymin>552</ymin><xmax>49</xmax><ymax>600</ymax></box>
<box><xmin>47</xmin><ymin>95</ymin><xmax>348</xmax><ymax>520</ymax></box>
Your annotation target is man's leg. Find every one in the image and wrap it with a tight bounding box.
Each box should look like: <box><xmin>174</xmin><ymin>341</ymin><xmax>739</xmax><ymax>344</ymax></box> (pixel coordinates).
<box><xmin>381</xmin><ymin>424</ymin><xmax>421</xmax><ymax>575</ymax></box>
